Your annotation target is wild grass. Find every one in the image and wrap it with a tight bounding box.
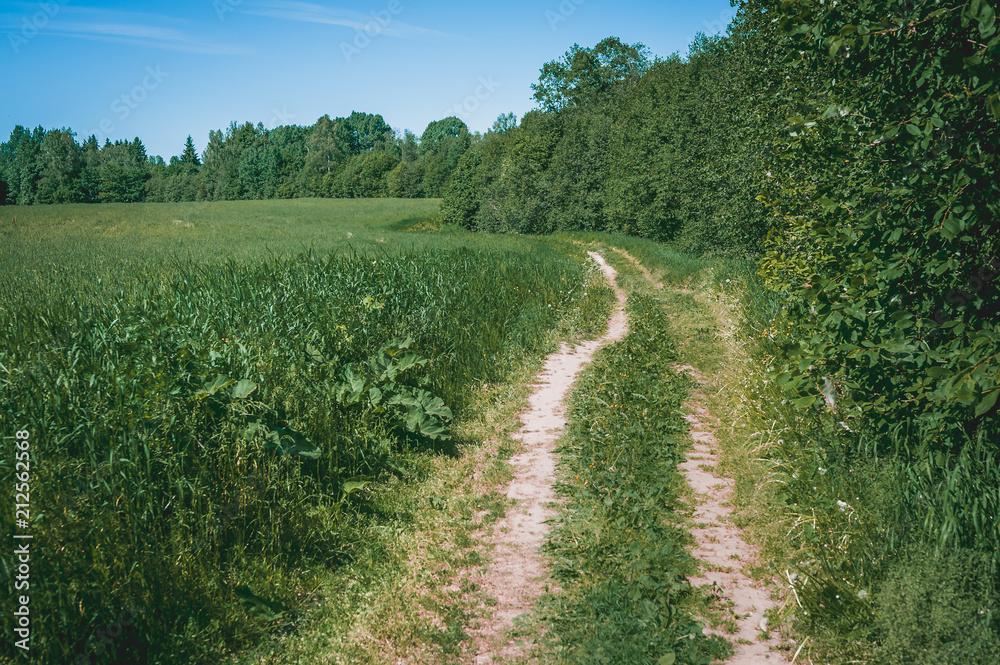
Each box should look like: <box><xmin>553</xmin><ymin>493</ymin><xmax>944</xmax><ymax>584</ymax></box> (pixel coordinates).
<box><xmin>0</xmin><ymin>203</ymin><xmax>613</xmax><ymax>663</ymax></box>
<box><xmin>0</xmin><ymin>198</ymin><xmax>444</xmax><ymax>260</ymax></box>
<box><xmin>555</xmin><ymin>231</ymin><xmax>709</xmax><ymax>286</ymax></box>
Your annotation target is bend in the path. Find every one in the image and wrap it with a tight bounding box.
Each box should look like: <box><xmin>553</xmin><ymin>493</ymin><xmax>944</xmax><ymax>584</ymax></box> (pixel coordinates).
<box><xmin>473</xmin><ymin>252</ymin><xmax>627</xmax><ymax>663</ymax></box>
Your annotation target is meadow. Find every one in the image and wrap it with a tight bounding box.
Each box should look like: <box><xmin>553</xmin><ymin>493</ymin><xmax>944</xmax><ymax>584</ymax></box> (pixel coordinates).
<box><xmin>4</xmin><ymin>200</ymin><xmax>999</xmax><ymax>665</ymax></box>
<box><xmin>0</xmin><ymin>200</ymin><xmax>614</xmax><ymax>663</ymax></box>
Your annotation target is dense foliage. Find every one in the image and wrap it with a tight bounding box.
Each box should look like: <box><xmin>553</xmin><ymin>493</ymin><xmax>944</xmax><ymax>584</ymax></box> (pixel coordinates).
<box><xmin>760</xmin><ymin>0</ymin><xmax>1000</xmax><ymax>443</ymax></box>
<box><xmin>720</xmin><ymin>1</ymin><xmax>1000</xmax><ymax>658</ymax></box>
<box><xmin>0</xmin><ymin>111</ymin><xmax>473</xmax><ymax>205</ymax></box>
<box><xmin>441</xmin><ymin>34</ymin><xmax>782</xmax><ymax>255</ymax></box>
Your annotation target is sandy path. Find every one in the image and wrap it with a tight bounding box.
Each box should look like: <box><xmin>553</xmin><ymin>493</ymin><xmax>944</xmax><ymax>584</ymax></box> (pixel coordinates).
<box><xmin>473</xmin><ymin>252</ymin><xmax>628</xmax><ymax>663</ymax></box>
<box><xmin>676</xmin><ymin>369</ymin><xmax>784</xmax><ymax>663</ymax></box>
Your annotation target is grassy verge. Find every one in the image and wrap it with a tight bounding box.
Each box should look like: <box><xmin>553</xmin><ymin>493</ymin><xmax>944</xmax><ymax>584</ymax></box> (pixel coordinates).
<box><xmin>233</xmin><ymin>359</ymin><xmax>529</xmax><ymax>664</ymax></box>
<box><xmin>717</xmin><ymin>261</ymin><xmax>1000</xmax><ymax>664</ymax></box>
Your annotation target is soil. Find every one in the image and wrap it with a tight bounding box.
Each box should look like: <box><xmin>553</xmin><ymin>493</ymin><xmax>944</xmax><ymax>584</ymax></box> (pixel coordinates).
<box><xmin>676</xmin><ymin>372</ymin><xmax>786</xmax><ymax>663</ymax></box>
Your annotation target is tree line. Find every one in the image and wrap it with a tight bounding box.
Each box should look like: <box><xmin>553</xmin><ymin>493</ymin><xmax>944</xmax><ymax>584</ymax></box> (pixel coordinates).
<box><xmin>0</xmin><ymin>112</ymin><xmax>475</xmax><ymax>205</ymax></box>
<box><xmin>440</xmin><ymin>34</ymin><xmax>780</xmax><ymax>257</ymax></box>
<box><xmin>442</xmin><ymin>7</ymin><xmax>999</xmax><ymax>439</ymax></box>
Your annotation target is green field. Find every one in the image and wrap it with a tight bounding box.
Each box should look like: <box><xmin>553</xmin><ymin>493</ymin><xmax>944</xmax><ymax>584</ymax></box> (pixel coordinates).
<box><xmin>1</xmin><ymin>198</ymin><xmax>449</xmax><ymax>267</ymax></box>
<box><xmin>0</xmin><ymin>200</ymin><xmax>621</xmax><ymax>663</ymax></box>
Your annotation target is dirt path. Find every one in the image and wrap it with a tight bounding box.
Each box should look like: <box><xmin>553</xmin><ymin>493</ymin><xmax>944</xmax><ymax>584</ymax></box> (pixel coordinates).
<box><xmin>473</xmin><ymin>252</ymin><xmax>628</xmax><ymax>663</ymax></box>
<box><xmin>609</xmin><ymin>247</ymin><xmax>784</xmax><ymax>662</ymax></box>
<box><xmin>676</xmin><ymin>373</ymin><xmax>783</xmax><ymax>662</ymax></box>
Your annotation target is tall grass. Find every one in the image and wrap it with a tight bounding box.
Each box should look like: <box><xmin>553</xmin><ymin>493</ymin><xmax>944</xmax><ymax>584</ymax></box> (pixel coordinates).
<box><xmin>556</xmin><ymin>231</ymin><xmax>709</xmax><ymax>286</ymax></box>
<box><xmin>0</xmin><ymin>206</ymin><xmax>612</xmax><ymax>663</ymax></box>
<box><xmin>723</xmin><ymin>264</ymin><xmax>1000</xmax><ymax>662</ymax></box>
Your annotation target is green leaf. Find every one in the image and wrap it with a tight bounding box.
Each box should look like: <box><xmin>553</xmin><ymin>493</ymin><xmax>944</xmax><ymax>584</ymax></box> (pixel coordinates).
<box><xmin>989</xmin><ymin>93</ymin><xmax>1000</xmax><ymax>121</ymax></box>
<box><xmin>264</xmin><ymin>427</ymin><xmax>321</xmax><ymax>459</ymax></box>
<box><xmin>342</xmin><ymin>476</ymin><xmax>373</xmax><ymax>498</ymax></box>
<box><xmin>306</xmin><ymin>343</ymin><xmax>327</xmax><ymax>364</ymax></box>
<box><xmin>231</xmin><ymin>379</ymin><xmax>257</xmax><ymax>400</ymax></box>
<box><xmin>195</xmin><ymin>374</ymin><xmax>235</xmax><ymax>399</ymax></box>
<box><xmin>942</xmin><ymin>215</ymin><xmax>962</xmax><ymax>239</ymax></box>
<box><xmin>793</xmin><ymin>395</ymin><xmax>818</xmax><ymax>409</ymax></box>
<box><xmin>658</xmin><ymin>653</ymin><xmax>676</xmax><ymax>665</ymax></box>
<box><xmin>975</xmin><ymin>389</ymin><xmax>1000</xmax><ymax>417</ymax></box>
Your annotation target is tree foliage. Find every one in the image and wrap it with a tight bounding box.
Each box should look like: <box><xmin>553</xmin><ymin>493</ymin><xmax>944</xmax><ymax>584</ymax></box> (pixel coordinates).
<box><xmin>758</xmin><ymin>0</ymin><xmax>1000</xmax><ymax>445</ymax></box>
<box><xmin>443</xmin><ymin>34</ymin><xmax>779</xmax><ymax>251</ymax></box>
<box><xmin>1</xmin><ymin>113</ymin><xmax>475</xmax><ymax>206</ymax></box>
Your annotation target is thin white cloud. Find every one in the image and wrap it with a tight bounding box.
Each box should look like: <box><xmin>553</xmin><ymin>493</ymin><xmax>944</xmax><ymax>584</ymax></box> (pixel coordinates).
<box><xmin>245</xmin><ymin>1</ymin><xmax>451</xmax><ymax>39</ymax></box>
<box><xmin>0</xmin><ymin>6</ymin><xmax>250</xmax><ymax>55</ymax></box>
<box><xmin>44</xmin><ymin>21</ymin><xmax>252</xmax><ymax>55</ymax></box>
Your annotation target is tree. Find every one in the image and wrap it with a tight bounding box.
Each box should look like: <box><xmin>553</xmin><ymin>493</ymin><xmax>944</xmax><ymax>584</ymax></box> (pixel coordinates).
<box><xmin>35</xmin><ymin>128</ymin><xmax>82</xmax><ymax>203</ymax></box>
<box><xmin>238</xmin><ymin>142</ymin><xmax>280</xmax><ymax>199</ymax></box>
<box><xmin>304</xmin><ymin>115</ymin><xmax>354</xmax><ymax>196</ymax></box>
<box><xmin>0</xmin><ymin>126</ymin><xmax>45</xmax><ymax>205</ymax></box>
<box><xmin>180</xmin><ymin>135</ymin><xmax>201</xmax><ymax>166</ymax></box>
<box><xmin>400</xmin><ymin>130</ymin><xmax>419</xmax><ymax>163</ymax></box>
<box><xmin>345</xmin><ymin>111</ymin><xmax>393</xmax><ymax>153</ymax></box>
<box><xmin>269</xmin><ymin>124</ymin><xmax>310</xmax><ymax>198</ymax></box>
<box><xmin>419</xmin><ymin>117</ymin><xmax>469</xmax><ymax>155</ymax></box>
<box><xmin>200</xmin><ymin>122</ymin><xmax>265</xmax><ymax>200</ymax></box>
<box><xmin>327</xmin><ymin>151</ymin><xmax>398</xmax><ymax>198</ymax></box>
<box><xmin>97</xmin><ymin>138</ymin><xmax>150</xmax><ymax>203</ymax></box>
<box><xmin>490</xmin><ymin>113</ymin><xmax>518</xmax><ymax>135</ymax></box>
<box><xmin>79</xmin><ymin>135</ymin><xmax>102</xmax><ymax>203</ymax></box>
<box><xmin>532</xmin><ymin>37</ymin><xmax>651</xmax><ymax>111</ymax></box>
<box><xmin>418</xmin><ymin>117</ymin><xmax>471</xmax><ymax>196</ymax></box>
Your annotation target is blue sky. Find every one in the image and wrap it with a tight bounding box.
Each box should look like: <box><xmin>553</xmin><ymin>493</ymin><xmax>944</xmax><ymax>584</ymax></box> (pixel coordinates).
<box><xmin>1</xmin><ymin>0</ymin><xmax>736</xmax><ymax>159</ymax></box>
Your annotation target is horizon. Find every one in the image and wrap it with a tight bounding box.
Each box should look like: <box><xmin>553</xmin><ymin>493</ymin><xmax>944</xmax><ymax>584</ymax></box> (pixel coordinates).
<box><xmin>2</xmin><ymin>0</ymin><xmax>736</xmax><ymax>159</ymax></box>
